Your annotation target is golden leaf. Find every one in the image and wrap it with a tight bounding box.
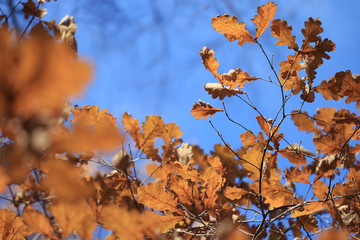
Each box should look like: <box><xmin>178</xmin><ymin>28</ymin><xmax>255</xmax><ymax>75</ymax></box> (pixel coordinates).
<box><xmin>270</xmin><ymin>19</ymin><xmax>298</xmax><ymax>50</ymax></box>
<box><xmin>191</xmin><ymin>100</ymin><xmax>223</xmax><ymax>120</ymax></box>
<box><xmin>223</xmin><ymin>186</ymin><xmax>248</xmax><ymax>200</ymax></box>
<box><xmin>291</xmin><ymin>201</ymin><xmax>324</xmax><ymax>218</ymax></box>
<box><xmin>200</xmin><ymin>47</ymin><xmax>221</xmax><ymax>80</ymax></box>
<box><xmin>22</xmin><ymin>206</ymin><xmax>56</xmax><ymax>239</ymax></box>
<box><xmin>0</xmin><ymin>209</ymin><xmax>30</xmax><ymax>240</ymax></box>
<box><xmin>212</xmin><ymin>14</ymin><xmax>255</xmax><ymax>46</ymax></box>
<box><xmin>251</xmin><ymin>1</ymin><xmax>278</xmax><ymax>39</ymax></box>
<box><xmin>137</xmin><ymin>181</ymin><xmax>182</xmax><ymax>214</ymax></box>
<box><xmin>221</xmin><ymin>68</ymin><xmax>258</xmax><ymax>89</ymax></box>
<box><xmin>50</xmin><ymin>201</ymin><xmax>96</xmax><ymax>239</ymax></box>
<box><xmin>285</xmin><ymin>166</ymin><xmax>311</xmax><ymax>184</ymax></box>
<box><xmin>205</xmin><ymin>83</ymin><xmax>244</xmax><ymax>100</ymax></box>
<box><xmin>201</xmin><ymin>167</ymin><xmax>223</xmax><ymax>210</ymax></box>
<box><xmin>250</xmin><ymin>179</ymin><xmax>295</xmax><ymax>209</ymax></box>
<box><xmin>0</xmin><ymin>29</ymin><xmax>91</xmax><ymax>119</ymax></box>
<box><xmin>279</xmin><ymin>147</ymin><xmax>307</xmax><ymax>165</ymax></box>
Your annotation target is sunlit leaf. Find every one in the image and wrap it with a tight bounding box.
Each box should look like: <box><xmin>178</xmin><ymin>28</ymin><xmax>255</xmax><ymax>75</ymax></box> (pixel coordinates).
<box><xmin>251</xmin><ymin>1</ymin><xmax>277</xmax><ymax>39</ymax></box>
<box><xmin>271</xmin><ymin>19</ymin><xmax>298</xmax><ymax>50</ymax></box>
<box><xmin>212</xmin><ymin>15</ymin><xmax>255</xmax><ymax>46</ymax></box>
<box><xmin>0</xmin><ymin>209</ymin><xmax>30</xmax><ymax>240</ymax></box>
<box><xmin>191</xmin><ymin>100</ymin><xmax>223</xmax><ymax>120</ymax></box>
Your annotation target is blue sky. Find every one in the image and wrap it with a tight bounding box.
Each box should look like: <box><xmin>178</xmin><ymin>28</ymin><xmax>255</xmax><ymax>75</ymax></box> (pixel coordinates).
<box><xmin>42</xmin><ymin>0</ymin><xmax>360</xmax><ymax>158</ymax></box>
<box><xmin>4</xmin><ymin>1</ymin><xmax>359</xmax><ymax>238</ymax></box>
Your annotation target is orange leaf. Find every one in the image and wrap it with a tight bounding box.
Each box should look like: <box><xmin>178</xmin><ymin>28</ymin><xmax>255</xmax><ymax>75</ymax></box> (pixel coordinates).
<box><xmin>278</xmin><ymin>54</ymin><xmax>303</xmax><ymax>93</ymax></box>
<box><xmin>250</xmin><ymin>179</ymin><xmax>295</xmax><ymax>209</ymax></box>
<box><xmin>285</xmin><ymin>166</ymin><xmax>311</xmax><ymax>184</ymax></box>
<box><xmin>240</xmin><ymin>144</ymin><xmax>272</xmax><ymax>181</ymax></box>
<box><xmin>143</xmin><ymin>211</ymin><xmax>184</xmax><ymax>234</ymax></box>
<box><xmin>199</xmin><ymin>47</ymin><xmax>221</xmax><ymax>80</ymax></box>
<box><xmin>251</xmin><ymin>1</ymin><xmax>278</xmax><ymax>39</ymax></box>
<box><xmin>201</xmin><ymin>167</ymin><xmax>223</xmax><ymax>210</ymax></box>
<box><xmin>191</xmin><ymin>100</ymin><xmax>223</xmax><ymax>120</ymax></box>
<box><xmin>223</xmin><ymin>186</ymin><xmax>248</xmax><ymax>200</ymax></box>
<box><xmin>50</xmin><ymin>201</ymin><xmax>97</xmax><ymax>240</ymax></box>
<box><xmin>40</xmin><ymin>158</ymin><xmax>95</xmax><ymax>202</ymax></box>
<box><xmin>169</xmin><ymin>174</ymin><xmax>199</xmax><ymax>206</ymax></box>
<box><xmin>301</xmin><ymin>17</ymin><xmax>323</xmax><ymax>51</ymax></box>
<box><xmin>137</xmin><ymin>181</ymin><xmax>182</xmax><ymax>214</ymax></box>
<box><xmin>312</xmin><ymin>180</ymin><xmax>328</xmax><ymax>200</ymax></box>
<box><xmin>0</xmin><ymin>209</ymin><xmax>30</xmax><ymax>239</ymax></box>
<box><xmin>162</xmin><ymin>162</ymin><xmax>200</xmax><ymax>182</ymax></box>
<box><xmin>22</xmin><ymin>206</ymin><xmax>56</xmax><ymax>239</ymax></box>
<box><xmin>212</xmin><ymin>15</ymin><xmax>255</xmax><ymax>46</ymax></box>
<box><xmin>100</xmin><ymin>204</ymin><xmax>143</xmax><ymax>240</ymax></box>
<box><xmin>221</xmin><ymin>68</ymin><xmax>258</xmax><ymax>89</ymax></box>
<box><xmin>291</xmin><ymin>201</ymin><xmax>324</xmax><ymax>218</ymax></box>
<box><xmin>53</xmin><ymin>105</ymin><xmax>123</xmax><ymax>153</ymax></box>
<box><xmin>0</xmin><ymin>30</ymin><xmax>91</xmax><ymax>118</ymax></box>
<box><xmin>122</xmin><ymin>112</ymin><xmax>142</xmax><ymax>147</ymax></box>
<box><xmin>291</xmin><ymin>111</ymin><xmax>317</xmax><ymax>133</ymax></box>
<box><xmin>256</xmin><ymin>116</ymin><xmax>283</xmax><ymax>149</ymax></box>
<box><xmin>279</xmin><ymin>147</ymin><xmax>307</xmax><ymax>165</ymax></box>
<box><xmin>316</xmin><ymin>71</ymin><xmax>360</xmax><ymax>106</ymax></box>
<box><xmin>205</xmin><ymin>83</ymin><xmax>244</xmax><ymax>100</ymax></box>
<box><xmin>207</xmin><ymin>155</ymin><xmax>226</xmax><ymax>176</ymax></box>
<box><xmin>270</xmin><ymin>19</ymin><xmax>298</xmax><ymax>50</ymax></box>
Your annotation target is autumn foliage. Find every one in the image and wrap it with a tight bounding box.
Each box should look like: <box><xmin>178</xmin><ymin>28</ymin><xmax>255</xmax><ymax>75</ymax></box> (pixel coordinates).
<box><xmin>0</xmin><ymin>1</ymin><xmax>359</xmax><ymax>239</ymax></box>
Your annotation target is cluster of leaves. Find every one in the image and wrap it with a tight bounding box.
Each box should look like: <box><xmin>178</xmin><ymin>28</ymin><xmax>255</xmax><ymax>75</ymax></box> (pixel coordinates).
<box><xmin>191</xmin><ymin>1</ymin><xmax>360</xmax><ymax>239</ymax></box>
<box><xmin>0</xmin><ymin>1</ymin><xmax>359</xmax><ymax>240</ymax></box>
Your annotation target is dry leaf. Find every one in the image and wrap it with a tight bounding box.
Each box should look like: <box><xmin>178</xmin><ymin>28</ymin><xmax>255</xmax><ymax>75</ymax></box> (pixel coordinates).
<box><xmin>191</xmin><ymin>100</ymin><xmax>223</xmax><ymax>120</ymax></box>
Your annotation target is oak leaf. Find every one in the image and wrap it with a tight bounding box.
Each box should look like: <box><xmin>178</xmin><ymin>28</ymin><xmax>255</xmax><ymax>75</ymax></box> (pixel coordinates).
<box><xmin>298</xmin><ymin>215</ymin><xmax>319</xmax><ymax>233</ymax></box>
<box><xmin>278</xmin><ymin>54</ymin><xmax>303</xmax><ymax>94</ymax></box>
<box><xmin>0</xmin><ymin>209</ymin><xmax>30</xmax><ymax>240</ymax></box>
<box><xmin>316</xmin><ymin>71</ymin><xmax>360</xmax><ymax>107</ymax></box>
<box><xmin>22</xmin><ymin>206</ymin><xmax>55</xmax><ymax>239</ymax></box>
<box><xmin>200</xmin><ymin>47</ymin><xmax>221</xmax><ymax>80</ymax></box>
<box><xmin>285</xmin><ymin>166</ymin><xmax>311</xmax><ymax>184</ymax></box>
<box><xmin>223</xmin><ymin>186</ymin><xmax>248</xmax><ymax>200</ymax></box>
<box><xmin>212</xmin><ymin>15</ymin><xmax>254</xmax><ymax>46</ymax></box>
<box><xmin>291</xmin><ymin>111</ymin><xmax>317</xmax><ymax>133</ymax></box>
<box><xmin>137</xmin><ymin>181</ymin><xmax>183</xmax><ymax>214</ymax></box>
<box><xmin>251</xmin><ymin>1</ymin><xmax>278</xmax><ymax>39</ymax></box>
<box><xmin>291</xmin><ymin>201</ymin><xmax>324</xmax><ymax>217</ymax></box>
<box><xmin>0</xmin><ymin>31</ymin><xmax>91</xmax><ymax>119</ymax></box>
<box><xmin>279</xmin><ymin>147</ymin><xmax>307</xmax><ymax>165</ymax></box>
<box><xmin>191</xmin><ymin>100</ymin><xmax>223</xmax><ymax>120</ymax></box>
<box><xmin>301</xmin><ymin>17</ymin><xmax>323</xmax><ymax>51</ymax></box>
<box><xmin>205</xmin><ymin>83</ymin><xmax>244</xmax><ymax>100</ymax></box>
<box><xmin>168</xmin><ymin>174</ymin><xmax>199</xmax><ymax>206</ymax></box>
<box><xmin>100</xmin><ymin>204</ymin><xmax>143</xmax><ymax>240</ymax></box>
<box><xmin>312</xmin><ymin>180</ymin><xmax>328</xmax><ymax>200</ymax></box>
<box><xmin>143</xmin><ymin>211</ymin><xmax>184</xmax><ymax>234</ymax></box>
<box><xmin>65</xmin><ymin>105</ymin><xmax>124</xmax><ymax>152</ymax></box>
<box><xmin>271</xmin><ymin>19</ymin><xmax>298</xmax><ymax>50</ymax></box>
<box><xmin>250</xmin><ymin>179</ymin><xmax>294</xmax><ymax>209</ymax></box>
<box><xmin>50</xmin><ymin>201</ymin><xmax>97</xmax><ymax>239</ymax></box>
<box><xmin>201</xmin><ymin>167</ymin><xmax>223</xmax><ymax>210</ymax></box>
<box><xmin>221</xmin><ymin>68</ymin><xmax>258</xmax><ymax>89</ymax></box>
<box><xmin>256</xmin><ymin>116</ymin><xmax>283</xmax><ymax>149</ymax></box>
<box><xmin>207</xmin><ymin>155</ymin><xmax>226</xmax><ymax>176</ymax></box>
